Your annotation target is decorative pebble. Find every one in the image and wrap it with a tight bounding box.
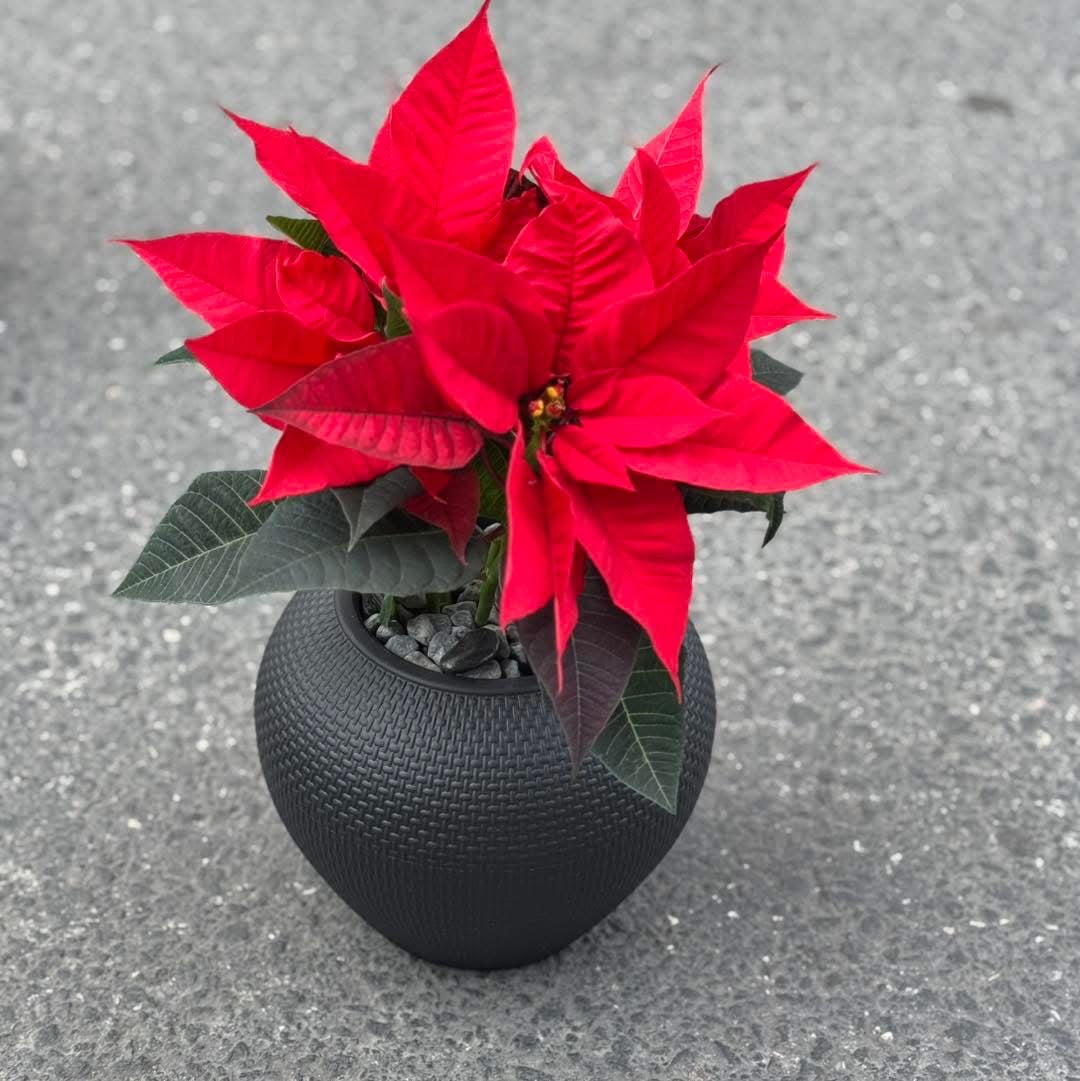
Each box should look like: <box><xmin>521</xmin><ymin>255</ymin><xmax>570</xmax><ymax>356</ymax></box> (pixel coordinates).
<box><xmin>385</xmin><ymin>634</ymin><xmax>420</xmax><ymax>658</ymax></box>
<box><xmin>426</xmin><ymin>629</ymin><xmax>458</xmax><ymax>665</ymax></box>
<box><xmin>440</xmin><ymin>627</ymin><xmax>501</xmax><ymax>673</ymax></box>
<box><xmin>406</xmin><ymin>613</ymin><xmax>450</xmax><ymax>645</ymax></box>
<box><xmin>443</xmin><ymin>600</ymin><xmax>477</xmax><ymax>617</ymax></box>
<box><xmin>403</xmin><ymin>651</ymin><xmax>441</xmax><ymax>672</ymax></box>
<box><xmin>364</xmin><ymin>590</ymin><xmax>531</xmax><ymax>680</ymax></box>
<box><xmin>484</xmin><ymin>625</ymin><xmax>511</xmax><ymax>659</ymax></box>
<box><xmin>460</xmin><ymin>659</ymin><xmax>502</xmax><ymax>679</ymax></box>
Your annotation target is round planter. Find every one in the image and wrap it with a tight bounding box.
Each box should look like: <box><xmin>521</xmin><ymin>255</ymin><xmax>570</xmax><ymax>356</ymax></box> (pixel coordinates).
<box><xmin>254</xmin><ymin>590</ymin><xmax>717</xmax><ymax>969</ymax></box>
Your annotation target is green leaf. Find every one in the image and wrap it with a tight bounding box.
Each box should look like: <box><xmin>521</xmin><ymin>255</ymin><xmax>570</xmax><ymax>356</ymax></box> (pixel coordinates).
<box><xmin>474</xmin><ymin>441</ymin><xmax>509</xmax><ymax>522</ymax></box>
<box><xmin>232</xmin><ymin>490</ymin><xmax>484</xmax><ymax>598</ymax></box>
<box><xmin>517</xmin><ymin>566</ymin><xmax>641</xmax><ymax>770</ymax></box>
<box><xmin>750</xmin><ymin>349</ymin><xmax>803</xmax><ymax>396</ymax></box>
<box><xmin>381</xmin><ymin>284</ymin><xmax>411</xmax><ymax>339</ymax></box>
<box><xmin>332</xmin><ymin>468</ymin><xmax>423</xmax><ymax>550</ymax></box>
<box><xmin>266</xmin><ymin>215</ymin><xmax>334</xmax><ymax>254</ymax></box>
<box><xmin>593</xmin><ymin>638</ymin><xmax>685</xmax><ymax>813</ymax></box>
<box><xmin>113</xmin><ymin>470</ymin><xmax>273</xmax><ymax>603</ymax></box>
<box><xmin>682</xmin><ymin>488</ymin><xmax>785</xmax><ymax>547</ymax></box>
<box><xmin>155</xmin><ymin>344</ymin><xmax>195</xmax><ymax>366</ymax></box>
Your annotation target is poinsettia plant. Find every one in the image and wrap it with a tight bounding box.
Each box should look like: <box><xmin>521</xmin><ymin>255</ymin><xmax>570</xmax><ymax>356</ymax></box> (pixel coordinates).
<box><xmin>115</xmin><ymin>2</ymin><xmax>871</xmax><ymax>811</ymax></box>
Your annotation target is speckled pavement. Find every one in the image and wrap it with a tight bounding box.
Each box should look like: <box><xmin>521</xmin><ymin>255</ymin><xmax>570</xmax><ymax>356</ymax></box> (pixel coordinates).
<box><xmin>2</xmin><ymin>1</ymin><xmax>1078</xmax><ymax>1078</ymax></box>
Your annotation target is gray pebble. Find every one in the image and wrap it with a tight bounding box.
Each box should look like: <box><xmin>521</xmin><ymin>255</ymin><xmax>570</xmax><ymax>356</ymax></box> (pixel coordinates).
<box><xmin>509</xmin><ymin>640</ymin><xmax>529</xmax><ymax>665</ymax></box>
<box><xmin>484</xmin><ymin>625</ymin><xmax>511</xmax><ymax>659</ymax></box>
<box><xmin>501</xmin><ymin>659</ymin><xmax>521</xmax><ymax>678</ymax></box>
<box><xmin>385</xmin><ymin>634</ymin><xmax>420</xmax><ymax>658</ymax></box>
<box><xmin>375</xmin><ymin>620</ymin><xmax>404</xmax><ymax>642</ymax></box>
<box><xmin>403</xmin><ymin>651</ymin><xmax>441</xmax><ymax>672</ymax></box>
<box><xmin>460</xmin><ymin>659</ymin><xmax>502</xmax><ymax>679</ymax></box>
<box><xmin>506</xmin><ymin>622</ymin><xmax>520</xmax><ymax>642</ymax></box>
<box><xmin>450</xmin><ymin>609</ymin><xmax>476</xmax><ymax>628</ymax></box>
<box><xmin>406</xmin><ymin>613</ymin><xmax>451</xmax><ymax>646</ymax></box>
<box><xmin>394</xmin><ymin>604</ymin><xmax>415</xmax><ymax>624</ymax></box>
<box><xmin>363</xmin><ymin>613</ymin><xmax>382</xmax><ymax>632</ymax></box>
<box><xmin>457</xmin><ymin>583</ymin><xmax>482</xmax><ymax>602</ymax></box>
<box><xmin>440</xmin><ymin>627</ymin><xmax>501</xmax><ymax>673</ymax></box>
<box><xmin>427</xmin><ymin>629</ymin><xmax>458</xmax><ymax>664</ymax></box>
<box><xmin>443</xmin><ymin>600</ymin><xmax>477</xmax><ymax>616</ymax></box>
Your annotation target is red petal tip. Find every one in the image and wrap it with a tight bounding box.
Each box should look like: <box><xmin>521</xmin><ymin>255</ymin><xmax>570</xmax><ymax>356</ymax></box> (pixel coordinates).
<box><xmin>762</xmin><ymin>225</ymin><xmax>786</xmax><ymax>249</ymax></box>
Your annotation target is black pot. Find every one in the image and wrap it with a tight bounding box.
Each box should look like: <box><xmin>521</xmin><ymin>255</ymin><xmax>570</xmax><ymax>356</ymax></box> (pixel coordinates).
<box><xmin>254</xmin><ymin>590</ymin><xmax>717</xmax><ymax>969</ymax></box>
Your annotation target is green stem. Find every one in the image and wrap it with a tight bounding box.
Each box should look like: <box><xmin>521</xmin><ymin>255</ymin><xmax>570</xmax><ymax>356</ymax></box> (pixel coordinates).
<box><xmin>524</xmin><ymin>426</ymin><xmax>544</xmax><ymax>470</ymax></box>
<box><xmin>378</xmin><ymin>594</ymin><xmax>397</xmax><ymax>626</ymax></box>
<box><xmin>473</xmin><ymin>536</ymin><xmax>505</xmax><ymax>627</ymax></box>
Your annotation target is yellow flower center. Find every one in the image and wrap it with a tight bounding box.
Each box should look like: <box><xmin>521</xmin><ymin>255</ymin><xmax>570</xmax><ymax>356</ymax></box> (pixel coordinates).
<box><xmin>524</xmin><ymin>376</ymin><xmax>571</xmax><ymax>433</ymax></box>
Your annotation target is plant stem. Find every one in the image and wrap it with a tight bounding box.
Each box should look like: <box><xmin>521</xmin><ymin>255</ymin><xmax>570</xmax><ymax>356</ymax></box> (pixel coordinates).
<box><xmin>378</xmin><ymin>594</ymin><xmax>397</xmax><ymax>626</ymax></box>
<box><xmin>524</xmin><ymin>427</ymin><xmax>544</xmax><ymax>470</ymax></box>
<box><xmin>473</xmin><ymin>536</ymin><xmax>505</xmax><ymax>627</ymax></box>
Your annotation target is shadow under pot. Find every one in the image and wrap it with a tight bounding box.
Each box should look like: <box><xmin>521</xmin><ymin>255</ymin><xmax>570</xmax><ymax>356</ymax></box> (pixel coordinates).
<box><xmin>254</xmin><ymin>589</ymin><xmax>717</xmax><ymax>970</ymax></box>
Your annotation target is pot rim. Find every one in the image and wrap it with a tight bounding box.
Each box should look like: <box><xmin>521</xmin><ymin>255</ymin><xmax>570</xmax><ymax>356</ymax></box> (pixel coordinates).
<box><xmin>334</xmin><ymin>591</ymin><xmax>542</xmax><ymax>697</ymax></box>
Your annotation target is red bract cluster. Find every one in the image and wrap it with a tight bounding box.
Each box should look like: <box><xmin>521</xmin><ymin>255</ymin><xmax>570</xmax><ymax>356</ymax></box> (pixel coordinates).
<box><xmin>123</xmin><ymin>1</ymin><xmax>870</xmax><ymax>704</ymax></box>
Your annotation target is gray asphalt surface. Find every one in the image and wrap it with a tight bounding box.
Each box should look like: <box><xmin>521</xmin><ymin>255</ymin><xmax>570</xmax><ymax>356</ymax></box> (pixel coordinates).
<box><xmin>3</xmin><ymin>1</ymin><xmax>1079</xmax><ymax>1077</ymax></box>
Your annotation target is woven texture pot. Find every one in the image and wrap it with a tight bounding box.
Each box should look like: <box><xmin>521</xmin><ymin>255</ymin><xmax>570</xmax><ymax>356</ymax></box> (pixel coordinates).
<box><xmin>254</xmin><ymin>590</ymin><xmax>717</xmax><ymax>969</ymax></box>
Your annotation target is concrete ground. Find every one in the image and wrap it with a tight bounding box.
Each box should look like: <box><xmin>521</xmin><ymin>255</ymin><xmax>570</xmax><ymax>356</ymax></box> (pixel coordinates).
<box><xmin>2</xmin><ymin>0</ymin><xmax>1078</xmax><ymax>1077</ymax></box>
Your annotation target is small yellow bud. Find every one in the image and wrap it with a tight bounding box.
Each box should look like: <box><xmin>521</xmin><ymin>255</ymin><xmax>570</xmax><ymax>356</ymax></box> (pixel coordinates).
<box><xmin>528</xmin><ymin>399</ymin><xmax>545</xmax><ymax>418</ymax></box>
<box><xmin>544</xmin><ymin>386</ymin><xmax>560</xmax><ymax>401</ymax></box>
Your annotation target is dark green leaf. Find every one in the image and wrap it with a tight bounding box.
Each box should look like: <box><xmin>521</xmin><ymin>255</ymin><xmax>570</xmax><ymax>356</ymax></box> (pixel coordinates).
<box><xmin>113</xmin><ymin>470</ymin><xmax>273</xmax><ymax>603</ymax></box>
<box><xmin>760</xmin><ymin>494</ymin><xmax>785</xmax><ymax>547</ymax></box>
<box><xmin>682</xmin><ymin>487</ymin><xmax>785</xmax><ymax>547</ymax></box>
<box><xmin>155</xmin><ymin>344</ymin><xmax>195</xmax><ymax>366</ymax></box>
<box><xmin>232</xmin><ymin>490</ymin><xmax>483</xmax><ymax>598</ymax></box>
<box><xmin>474</xmin><ymin>441</ymin><xmax>509</xmax><ymax>522</ymax></box>
<box><xmin>266</xmin><ymin>215</ymin><xmax>334</xmax><ymax>254</ymax></box>
<box><xmin>750</xmin><ymin>349</ymin><xmax>803</xmax><ymax>396</ymax></box>
<box><xmin>382</xmin><ymin>284</ymin><xmax>411</xmax><ymax>339</ymax></box>
<box><xmin>332</xmin><ymin>468</ymin><xmax>423</xmax><ymax>550</ymax></box>
<box><xmin>516</xmin><ymin>566</ymin><xmax>641</xmax><ymax>770</ymax></box>
<box><xmin>593</xmin><ymin>638</ymin><xmax>684</xmax><ymax>813</ymax></box>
